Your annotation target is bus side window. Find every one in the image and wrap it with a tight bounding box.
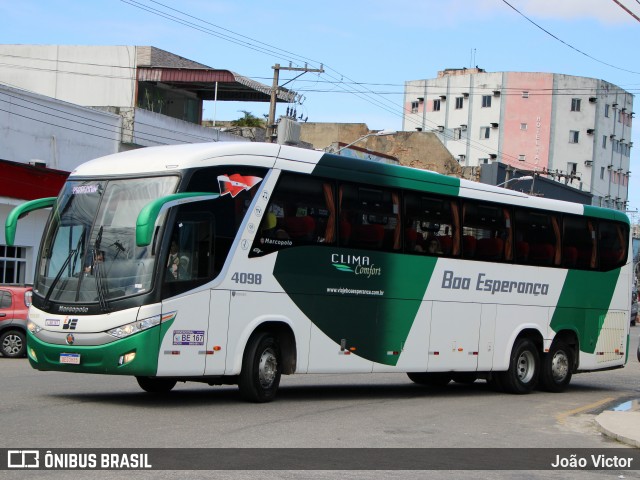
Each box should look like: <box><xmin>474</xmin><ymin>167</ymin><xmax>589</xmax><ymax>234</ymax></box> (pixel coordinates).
<box><xmin>599</xmin><ymin>220</ymin><xmax>628</xmax><ymax>271</ymax></box>
<box><xmin>462</xmin><ymin>201</ymin><xmax>510</xmax><ymax>262</ymax></box>
<box><xmin>403</xmin><ymin>192</ymin><xmax>458</xmax><ymax>257</ymax></box>
<box><xmin>339</xmin><ymin>183</ymin><xmax>401</xmax><ymax>252</ymax></box>
<box><xmin>514</xmin><ymin>209</ymin><xmax>559</xmax><ymax>267</ymax></box>
<box><xmin>562</xmin><ymin>215</ymin><xmax>591</xmax><ymax>269</ymax></box>
<box><xmin>249</xmin><ymin>173</ymin><xmax>335</xmax><ymax>257</ymax></box>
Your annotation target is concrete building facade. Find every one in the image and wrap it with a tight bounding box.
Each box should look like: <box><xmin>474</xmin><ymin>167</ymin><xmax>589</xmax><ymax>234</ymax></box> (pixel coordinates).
<box><xmin>404</xmin><ymin>69</ymin><xmax>634</xmax><ymax>210</ymax></box>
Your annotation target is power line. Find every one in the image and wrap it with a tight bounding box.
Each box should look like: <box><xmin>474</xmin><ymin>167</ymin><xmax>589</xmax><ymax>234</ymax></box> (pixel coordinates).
<box><xmin>611</xmin><ymin>0</ymin><xmax>640</xmax><ymax>22</ymax></box>
<box><xmin>501</xmin><ymin>0</ymin><xmax>640</xmax><ymax>75</ymax></box>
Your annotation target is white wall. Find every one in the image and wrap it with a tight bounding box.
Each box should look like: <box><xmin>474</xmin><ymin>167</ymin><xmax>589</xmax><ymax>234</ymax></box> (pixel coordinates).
<box><xmin>133</xmin><ymin>108</ymin><xmax>249</xmax><ymax>147</ymax></box>
<box><xmin>0</xmin><ymin>84</ymin><xmax>121</xmax><ymax>170</ymax></box>
<box><xmin>0</xmin><ymin>45</ymin><xmax>137</xmax><ymax>109</ymax></box>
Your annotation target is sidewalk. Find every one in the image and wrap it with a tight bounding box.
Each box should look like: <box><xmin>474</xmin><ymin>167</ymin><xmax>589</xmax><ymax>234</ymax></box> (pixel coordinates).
<box><xmin>595</xmin><ymin>411</ymin><xmax>640</xmax><ymax>448</ymax></box>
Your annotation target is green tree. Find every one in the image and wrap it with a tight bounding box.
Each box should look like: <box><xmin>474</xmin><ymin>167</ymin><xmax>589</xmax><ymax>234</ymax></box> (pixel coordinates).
<box><xmin>232</xmin><ymin>110</ymin><xmax>265</xmax><ymax>127</ymax></box>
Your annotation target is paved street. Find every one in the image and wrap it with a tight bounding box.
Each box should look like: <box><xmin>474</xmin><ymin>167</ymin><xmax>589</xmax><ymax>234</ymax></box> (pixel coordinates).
<box><xmin>2</xmin><ymin>330</ymin><xmax>640</xmax><ymax>480</ymax></box>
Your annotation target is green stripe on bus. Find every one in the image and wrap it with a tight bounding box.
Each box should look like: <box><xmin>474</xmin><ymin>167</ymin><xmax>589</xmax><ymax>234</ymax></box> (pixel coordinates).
<box><xmin>550</xmin><ymin>268</ymin><xmax>621</xmax><ymax>354</ymax></box>
<box><xmin>313</xmin><ymin>154</ymin><xmax>461</xmax><ymax>197</ymax></box>
<box><xmin>583</xmin><ymin>205</ymin><xmax>630</xmax><ymax>224</ymax></box>
<box><xmin>273</xmin><ymin>246</ymin><xmax>436</xmax><ymax>366</ymax></box>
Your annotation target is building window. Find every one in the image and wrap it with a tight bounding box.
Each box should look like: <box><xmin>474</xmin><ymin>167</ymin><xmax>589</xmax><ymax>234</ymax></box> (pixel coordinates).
<box><xmin>605</xmin><ymin>104</ymin><xmax>610</xmax><ymax>117</ymax></box>
<box><xmin>480</xmin><ymin>127</ymin><xmax>491</xmax><ymax>139</ymax></box>
<box><xmin>569</xmin><ymin>130</ymin><xmax>579</xmax><ymax>144</ymax></box>
<box><xmin>433</xmin><ymin>99</ymin><xmax>441</xmax><ymax>111</ymax></box>
<box><xmin>571</xmin><ymin>98</ymin><xmax>581</xmax><ymax>112</ymax></box>
<box><xmin>522</xmin><ymin>91</ymin><xmax>529</xmax><ymax>98</ymax></box>
<box><xmin>600</xmin><ymin>167</ymin><xmax>605</xmax><ymax>179</ymax></box>
<box><xmin>520</xmin><ymin>123</ymin><xmax>528</xmax><ymax>131</ymax></box>
<box><xmin>479</xmin><ymin>158</ymin><xmax>489</xmax><ymax>164</ymax></box>
<box><xmin>602</xmin><ymin>135</ymin><xmax>607</xmax><ymax>149</ymax></box>
<box><xmin>567</xmin><ymin>162</ymin><xmax>577</xmax><ymax>175</ymax></box>
<box><xmin>453</xmin><ymin>128</ymin><xmax>462</xmax><ymax>140</ymax></box>
<box><xmin>518</xmin><ymin>154</ymin><xmax>526</xmax><ymax>162</ymax></box>
<box><xmin>411</xmin><ymin>101</ymin><xmax>419</xmax><ymax>114</ymax></box>
<box><xmin>482</xmin><ymin>95</ymin><xmax>492</xmax><ymax>108</ymax></box>
<box><xmin>0</xmin><ymin>246</ymin><xmax>27</xmax><ymax>284</ymax></box>
<box><xmin>455</xmin><ymin>97</ymin><xmax>463</xmax><ymax>109</ymax></box>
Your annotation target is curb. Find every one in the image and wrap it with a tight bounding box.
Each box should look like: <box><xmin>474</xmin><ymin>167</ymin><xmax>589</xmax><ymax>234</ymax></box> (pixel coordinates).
<box><xmin>594</xmin><ymin>411</ymin><xmax>640</xmax><ymax>449</ymax></box>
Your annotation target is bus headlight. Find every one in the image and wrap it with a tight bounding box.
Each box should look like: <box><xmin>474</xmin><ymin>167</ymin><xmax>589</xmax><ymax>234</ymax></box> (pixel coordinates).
<box><xmin>27</xmin><ymin>320</ymin><xmax>42</xmax><ymax>334</ymax></box>
<box><xmin>106</xmin><ymin>315</ymin><xmax>161</xmax><ymax>339</ymax></box>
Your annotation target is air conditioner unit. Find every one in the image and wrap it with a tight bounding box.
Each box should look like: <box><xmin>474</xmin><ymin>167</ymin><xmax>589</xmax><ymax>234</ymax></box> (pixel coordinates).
<box><xmin>437</xmin><ymin>125</ymin><xmax>444</xmax><ymax>132</ymax></box>
<box><xmin>493</xmin><ymin>90</ymin><xmax>501</xmax><ymax>97</ymax></box>
<box><xmin>460</xmin><ymin>124</ymin><xmax>467</xmax><ymax>131</ymax></box>
<box><xmin>490</xmin><ymin>122</ymin><xmax>499</xmax><ymax>128</ymax></box>
<box><xmin>489</xmin><ymin>153</ymin><xmax>497</xmax><ymax>159</ymax></box>
<box><xmin>588</xmin><ymin>97</ymin><xmax>597</xmax><ymax>103</ymax></box>
<box><xmin>584</xmin><ymin>160</ymin><xmax>593</xmax><ymax>166</ymax></box>
<box><xmin>462</xmin><ymin>92</ymin><xmax>469</xmax><ymax>98</ymax></box>
<box><xmin>607</xmin><ymin>165</ymin><xmax>613</xmax><ymax>170</ymax></box>
<box><xmin>439</xmin><ymin>95</ymin><xmax>447</xmax><ymax>100</ymax></box>
<box><xmin>586</xmin><ymin>129</ymin><xmax>594</xmax><ymax>135</ymax></box>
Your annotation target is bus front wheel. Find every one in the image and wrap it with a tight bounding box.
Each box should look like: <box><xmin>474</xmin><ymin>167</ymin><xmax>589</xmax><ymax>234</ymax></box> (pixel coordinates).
<box><xmin>238</xmin><ymin>332</ymin><xmax>282</xmax><ymax>403</ymax></box>
<box><xmin>498</xmin><ymin>338</ymin><xmax>539</xmax><ymax>394</ymax></box>
<box><xmin>136</xmin><ymin>376</ymin><xmax>177</xmax><ymax>394</ymax></box>
<box><xmin>539</xmin><ymin>341</ymin><xmax>573</xmax><ymax>392</ymax></box>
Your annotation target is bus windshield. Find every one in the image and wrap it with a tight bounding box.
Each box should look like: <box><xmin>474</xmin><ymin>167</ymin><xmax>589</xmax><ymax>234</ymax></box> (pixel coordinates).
<box><xmin>35</xmin><ymin>176</ymin><xmax>179</xmax><ymax>304</ymax></box>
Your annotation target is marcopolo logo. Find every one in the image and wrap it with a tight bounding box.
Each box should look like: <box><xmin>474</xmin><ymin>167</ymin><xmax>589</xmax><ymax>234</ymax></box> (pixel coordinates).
<box><xmin>331</xmin><ymin>254</ymin><xmax>382</xmax><ymax>278</ymax></box>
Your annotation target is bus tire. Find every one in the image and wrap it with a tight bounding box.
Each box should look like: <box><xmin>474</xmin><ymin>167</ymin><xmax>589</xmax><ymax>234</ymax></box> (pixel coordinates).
<box><xmin>407</xmin><ymin>372</ymin><xmax>451</xmax><ymax>387</ymax></box>
<box><xmin>136</xmin><ymin>376</ymin><xmax>177</xmax><ymax>394</ymax></box>
<box><xmin>539</xmin><ymin>341</ymin><xmax>573</xmax><ymax>393</ymax></box>
<box><xmin>498</xmin><ymin>338</ymin><xmax>539</xmax><ymax>394</ymax></box>
<box><xmin>238</xmin><ymin>332</ymin><xmax>281</xmax><ymax>403</ymax></box>
<box><xmin>0</xmin><ymin>330</ymin><xmax>26</xmax><ymax>358</ymax></box>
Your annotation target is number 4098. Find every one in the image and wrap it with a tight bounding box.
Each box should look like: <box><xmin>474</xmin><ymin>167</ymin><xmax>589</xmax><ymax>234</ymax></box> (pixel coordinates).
<box><xmin>231</xmin><ymin>272</ymin><xmax>262</xmax><ymax>285</ymax></box>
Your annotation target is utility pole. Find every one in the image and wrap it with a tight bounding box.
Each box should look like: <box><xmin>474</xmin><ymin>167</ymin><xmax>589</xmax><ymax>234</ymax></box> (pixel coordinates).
<box><xmin>266</xmin><ymin>63</ymin><xmax>324</xmax><ymax>143</ymax></box>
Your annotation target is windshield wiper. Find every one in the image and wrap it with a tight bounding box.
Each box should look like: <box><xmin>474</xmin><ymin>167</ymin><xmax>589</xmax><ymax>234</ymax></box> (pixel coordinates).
<box><xmin>93</xmin><ymin>226</ymin><xmax>110</xmax><ymax>313</ymax></box>
<box><xmin>43</xmin><ymin>234</ymin><xmax>84</xmax><ymax>309</ymax></box>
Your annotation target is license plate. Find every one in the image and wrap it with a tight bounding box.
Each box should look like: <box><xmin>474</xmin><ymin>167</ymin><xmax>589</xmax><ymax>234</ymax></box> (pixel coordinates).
<box><xmin>60</xmin><ymin>353</ymin><xmax>81</xmax><ymax>365</ymax></box>
<box><xmin>173</xmin><ymin>330</ymin><xmax>205</xmax><ymax>346</ymax></box>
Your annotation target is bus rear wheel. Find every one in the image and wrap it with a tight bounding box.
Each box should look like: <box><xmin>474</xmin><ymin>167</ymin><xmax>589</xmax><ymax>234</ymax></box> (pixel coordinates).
<box><xmin>136</xmin><ymin>376</ymin><xmax>177</xmax><ymax>394</ymax></box>
<box><xmin>407</xmin><ymin>372</ymin><xmax>451</xmax><ymax>387</ymax></box>
<box><xmin>498</xmin><ymin>338</ymin><xmax>539</xmax><ymax>394</ymax></box>
<box><xmin>238</xmin><ymin>332</ymin><xmax>281</xmax><ymax>403</ymax></box>
<box><xmin>539</xmin><ymin>341</ymin><xmax>573</xmax><ymax>392</ymax></box>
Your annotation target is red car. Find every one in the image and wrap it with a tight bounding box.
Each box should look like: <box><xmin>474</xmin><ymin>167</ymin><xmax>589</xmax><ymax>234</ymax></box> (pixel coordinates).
<box><xmin>0</xmin><ymin>285</ymin><xmax>32</xmax><ymax>358</ymax></box>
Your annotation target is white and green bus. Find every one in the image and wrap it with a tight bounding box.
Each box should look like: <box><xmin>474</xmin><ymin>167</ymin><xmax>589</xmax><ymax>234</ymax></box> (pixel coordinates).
<box><xmin>5</xmin><ymin>142</ymin><xmax>632</xmax><ymax>401</ymax></box>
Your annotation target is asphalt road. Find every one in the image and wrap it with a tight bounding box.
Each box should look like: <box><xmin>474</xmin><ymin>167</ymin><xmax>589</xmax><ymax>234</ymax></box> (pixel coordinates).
<box><xmin>2</xmin><ymin>329</ymin><xmax>640</xmax><ymax>479</ymax></box>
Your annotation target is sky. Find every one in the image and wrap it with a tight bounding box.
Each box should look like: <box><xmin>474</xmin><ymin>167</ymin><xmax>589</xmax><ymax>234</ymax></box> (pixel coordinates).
<box><xmin>1</xmin><ymin>0</ymin><xmax>639</xmax><ymax>219</ymax></box>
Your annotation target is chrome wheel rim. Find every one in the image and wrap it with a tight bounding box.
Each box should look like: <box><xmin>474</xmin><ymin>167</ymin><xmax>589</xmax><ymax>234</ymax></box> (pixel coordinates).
<box><xmin>516</xmin><ymin>350</ymin><xmax>535</xmax><ymax>384</ymax></box>
<box><xmin>551</xmin><ymin>350</ymin><xmax>569</xmax><ymax>383</ymax></box>
<box><xmin>258</xmin><ymin>348</ymin><xmax>278</xmax><ymax>388</ymax></box>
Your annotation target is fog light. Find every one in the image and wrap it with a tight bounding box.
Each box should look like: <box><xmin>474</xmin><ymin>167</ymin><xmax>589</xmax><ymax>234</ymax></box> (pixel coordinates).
<box><xmin>28</xmin><ymin>347</ymin><xmax>38</xmax><ymax>361</ymax></box>
<box><xmin>118</xmin><ymin>351</ymin><xmax>136</xmax><ymax>366</ymax></box>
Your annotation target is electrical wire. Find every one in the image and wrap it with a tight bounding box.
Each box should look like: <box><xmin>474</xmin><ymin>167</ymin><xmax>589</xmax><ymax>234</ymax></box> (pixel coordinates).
<box><xmin>501</xmin><ymin>0</ymin><xmax>640</xmax><ymax>75</ymax></box>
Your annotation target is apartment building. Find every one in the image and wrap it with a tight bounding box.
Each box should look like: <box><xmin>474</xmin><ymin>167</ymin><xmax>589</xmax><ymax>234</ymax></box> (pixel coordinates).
<box><xmin>404</xmin><ymin>69</ymin><xmax>634</xmax><ymax>210</ymax></box>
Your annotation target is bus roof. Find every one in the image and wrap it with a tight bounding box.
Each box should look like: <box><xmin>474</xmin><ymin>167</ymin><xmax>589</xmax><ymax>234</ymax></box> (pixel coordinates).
<box><xmin>69</xmin><ymin>142</ymin><xmax>629</xmax><ymax>224</ymax></box>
